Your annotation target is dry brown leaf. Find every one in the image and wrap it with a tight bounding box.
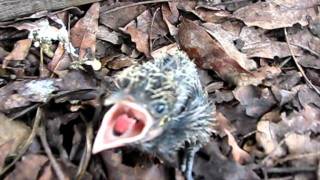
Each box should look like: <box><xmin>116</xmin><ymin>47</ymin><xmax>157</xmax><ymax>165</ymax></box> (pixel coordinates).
<box><xmin>256</xmin><ymin>121</ymin><xmax>286</xmax><ymax>165</ymax></box>
<box><xmin>70</xmin><ymin>2</ymin><xmax>99</xmax><ymax>59</ymax></box>
<box><xmin>306</xmin><ymin>69</ymin><xmax>320</xmax><ymax>87</ymax></box>
<box><xmin>121</xmin><ymin>9</ymin><xmax>168</xmax><ymax>57</ymax></box>
<box><xmin>298</xmin><ymin>85</ymin><xmax>320</xmax><ymax>107</ymax></box>
<box><xmin>224</xmin><ymin>129</ymin><xmax>251</xmax><ymax>164</ymax></box>
<box><xmin>216</xmin><ymin>112</ymin><xmax>251</xmax><ymax>164</ymax></box>
<box><xmin>281</xmin><ymin>104</ymin><xmax>320</xmax><ymax>133</ymax></box>
<box><xmin>101</xmin><ymin>150</ymin><xmax>169</xmax><ymax>180</ymax></box>
<box><xmin>233</xmin><ymin>85</ymin><xmax>276</xmax><ymax>118</ymax></box>
<box><xmin>4</xmin><ymin>154</ymin><xmax>48</xmax><ymax>180</ymax></box>
<box><xmin>39</xmin><ymin>159</ymin><xmax>92</xmax><ymax>180</ymax></box>
<box><xmin>234</xmin><ymin>1</ymin><xmax>318</xmax><ymax>29</ymax></box>
<box><xmin>0</xmin><ymin>113</ymin><xmax>30</xmax><ymax>152</ymax></box>
<box><xmin>162</xmin><ymin>3</ymin><xmax>179</xmax><ymax>36</ymax></box>
<box><xmin>48</xmin><ymin>42</ymin><xmax>71</xmax><ymax>73</ymax></box>
<box><xmin>297</xmin><ymin>54</ymin><xmax>320</xmax><ymax>69</ymax></box>
<box><xmin>0</xmin><ymin>140</ymin><xmax>14</xmax><ymax>171</ymax></box>
<box><xmin>202</xmin><ymin>23</ymin><xmax>257</xmax><ymax>71</ymax></box>
<box><xmin>285</xmin><ymin>133</ymin><xmax>320</xmax><ymax>165</ymax></box>
<box><xmin>97</xmin><ymin>25</ymin><xmax>122</xmax><ymax>45</ymax></box>
<box><xmin>99</xmin><ymin>2</ymin><xmax>146</xmax><ymax>29</ymax></box>
<box><xmin>178</xmin><ymin>19</ymin><xmax>252</xmax><ymax>85</ymax></box>
<box><xmin>239</xmin><ymin>27</ymin><xmax>303</xmax><ymax>59</ymax></box>
<box><xmin>0</xmin><ymin>79</ymin><xmax>58</xmax><ymax>111</ymax></box>
<box><xmin>197</xmin><ymin>9</ymin><xmax>231</xmax><ymax>23</ymax></box>
<box><xmin>163</xmin><ymin>2</ymin><xmax>179</xmax><ymax>24</ymax></box>
<box><xmin>105</xmin><ymin>54</ymin><xmax>136</xmax><ymax>70</ymax></box>
<box><xmin>3</xmin><ymin>39</ymin><xmax>32</xmax><ymax>68</ymax></box>
<box><xmin>124</xmin><ymin>25</ymin><xmax>150</xmax><ymax>57</ymax></box>
<box><xmin>193</xmin><ymin>142</ymin><xmax>260</xmax><ymax>180</ymax></box>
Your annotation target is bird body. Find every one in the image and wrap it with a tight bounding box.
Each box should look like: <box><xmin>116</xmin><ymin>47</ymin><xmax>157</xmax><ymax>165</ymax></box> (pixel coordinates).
<box><xmin>93</xmin><ymin>49</ymin><xmax>216</xmax><ymax>180</ymax></box>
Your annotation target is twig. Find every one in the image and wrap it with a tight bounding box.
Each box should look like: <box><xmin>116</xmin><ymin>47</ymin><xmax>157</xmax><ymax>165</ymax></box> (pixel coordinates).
<box><xmin>0</xmin><ymin>107</ymin><xmax>42</xmax><ymax>177</ymax></box>
<box><xmin>289</xmin><ymin>43</ymin><xmax>320</xmax><ymax>57</ymax></box>
<box><xmin>38</xmin><ymin>126</ymin><xmax>67</xmax><ymax>180</ymax></box>
<box><xmin>149</xmin><ymin>7</ymin><xmax>160</xmax><ymax>52</ymax></box>
<box><xmin>76</xmin><ymin>115</ymin><xmax>93</xmax><ymax>180</ymax></box>
<box><xmin>260</xmin><ymin>137</ymin><xmax>287</xmax><ymax>166</ymax></box>
<box><xmin>196</xmin><ymin>0</ymin><xmax>251</xmax><ymax>9</ymax></box>
<box><xmin>10</xmin><ymin>103</ymin><xmax>39</xmax><ymax>120</ymax></box>
<box><xmin>265</xmin><ymin>166</ymin><xmax>316</xmax><ymax>174</ymax></box>
<box><xmin>284</xmin><ymin>28</ymin><xmax>320</xmax><ymax>95</ymax></box>
<box><xmin>40</xmin><ymin>46</ymin><xmax>45</xmax><ymax>76</ymax></box>
<box><xmin>275</xmin><ymin>151</ymin><xmax>320</xmax><ymax>164</ymax></box>
<box><xmin>102</xmin><ymin>0</ymin><xmax>171</xmax><ymax>14</ymax></box>
<box><xmin>241</xmin><ymin>130</ymin><xmax>256</xmax><ymax>139</ymax></box>
<box><xmin>317</xmin><ymin>160</ymin><xmax>320</xmax><ymax>180</ymax></box>
<box><xmin>279</xmin><ymin>57</ymin><xmax>291</xmax><ymax>68</ymax></box>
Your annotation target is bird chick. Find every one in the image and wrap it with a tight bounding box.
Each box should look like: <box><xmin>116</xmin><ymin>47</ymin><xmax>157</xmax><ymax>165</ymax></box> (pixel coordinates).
<box><xmin>92</xmin><ymin>49</ymin><xmax>216</xmax><ymax>180</ymax></box>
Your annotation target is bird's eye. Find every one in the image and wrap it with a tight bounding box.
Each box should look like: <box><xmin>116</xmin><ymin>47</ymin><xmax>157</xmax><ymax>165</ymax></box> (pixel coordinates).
<box><xmin>117</xmin><ymin>78</ymin><xmax>130</xmax><ymax>88</ymax></box>
<box><xmin>151</xmin><ymin>101</ymin><xmax>167</xmax><ymax>115</ymax></box>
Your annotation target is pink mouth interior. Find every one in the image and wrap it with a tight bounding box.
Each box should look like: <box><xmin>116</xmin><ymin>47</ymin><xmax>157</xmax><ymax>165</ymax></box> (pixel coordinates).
<box><xmin>111</xmin><ymin>109</ymin><xmax>145</xmax><ymax>137</ymax></box>
<box><xmin>92</xmin><ymin>102</ymin><xmax>152</xmax><ymax>154</ymax></box>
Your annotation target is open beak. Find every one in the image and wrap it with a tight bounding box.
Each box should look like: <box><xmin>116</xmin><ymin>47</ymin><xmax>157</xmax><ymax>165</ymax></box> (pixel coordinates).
<box><xmin>92</xmin><ymin>100</ymin><xmax>154</xmax><ymax>154</ymax></box>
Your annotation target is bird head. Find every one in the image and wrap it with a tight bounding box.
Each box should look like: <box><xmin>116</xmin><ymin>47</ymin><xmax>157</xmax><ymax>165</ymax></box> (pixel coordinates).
<box><xmin>92</xmin><ymin>56</ymin><xmax>180</xmax><ymax>154</ymax></box>
<box><xmin>92</xmin><ymin>50</ymin><xmax>215</xmax><ymax>155</ymax></box>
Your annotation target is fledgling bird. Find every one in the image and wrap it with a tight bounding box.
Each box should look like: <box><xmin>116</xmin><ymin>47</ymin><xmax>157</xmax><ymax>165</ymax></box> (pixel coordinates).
<box><xmin>92</xmin><ymin>49</ymin><xmax>217</xmax><ymax>180</ymax></box>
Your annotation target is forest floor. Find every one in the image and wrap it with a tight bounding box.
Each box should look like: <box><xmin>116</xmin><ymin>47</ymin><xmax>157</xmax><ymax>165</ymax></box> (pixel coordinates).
<box><xmin>0</xmin><ymin>0</ymin><xmax>319</xmax><ymax>179</ymax></box>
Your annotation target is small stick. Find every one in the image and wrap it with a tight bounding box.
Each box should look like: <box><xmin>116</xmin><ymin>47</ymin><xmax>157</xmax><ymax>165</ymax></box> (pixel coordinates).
<box><xmin>102</xmin><ymin>0</ymin><xmax>171</xmax><ymax>14</ymax></box>
<box><xmin>284</xmin><ymin>28</ymin><xmax>320</xmax><ymax>95</ymax></box>
<box><xmin>265</xmin><ymin>166</ymin><xmax>316</xmax><ymax>174</ymax></box>
<box><xmin>275</xmin><ymin>151</ymin><xmax>320</xmax><ymax>164</ymax></box>
<box><xmin>0</xmin><ymin>107</ymin><xmax>42</xmax><ymax>177</ymax></box>
<box><xmin>38</xmin><ymin>126</ymin><xmax>67</xmax><ymax>180</ymax></box>
<box><xmin>149</xmin><ymin>7</ymin><xmax>161</xmax><ymax>52</ymax></box>
<box><xmin>76</xmin><ymin>117</ymin><xmax>93</xmax><ymax>180</ymax></box>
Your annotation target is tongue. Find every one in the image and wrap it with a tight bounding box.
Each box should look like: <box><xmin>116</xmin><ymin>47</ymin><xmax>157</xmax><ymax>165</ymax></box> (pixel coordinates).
<box><xmin>113</xmin><ymin>114</ymin><xmax>137</xmax><ymax>135</ymax></box>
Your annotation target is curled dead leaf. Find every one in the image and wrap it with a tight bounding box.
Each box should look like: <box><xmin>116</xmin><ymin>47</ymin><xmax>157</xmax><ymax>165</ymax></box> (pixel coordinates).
<box><xmin>178</xmin><ymin>19</ymin><xmax>252</xmax><ymax>85</ymax></box>
<box><xmin>3</xmin><ymin>39</ymin><xmax>32</xmax><ymax>68</ymax></box>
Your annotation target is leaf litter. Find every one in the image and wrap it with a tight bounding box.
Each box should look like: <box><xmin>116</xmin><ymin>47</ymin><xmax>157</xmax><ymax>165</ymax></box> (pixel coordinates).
<box><xmin>0</xmin><ymin>0</ymin><xmax>319</xmax><ymax>180</ymax></box>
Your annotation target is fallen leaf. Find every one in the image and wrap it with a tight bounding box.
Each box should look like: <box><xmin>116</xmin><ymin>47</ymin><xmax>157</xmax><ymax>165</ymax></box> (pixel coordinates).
<box><xmin>162</xmin><ymin>3</ymin><xmax>179</xmax><ymax>36</ymax></box>
<box><xmin>193</xmin><ymin>142</ymin><xmax>260</xmax><ymax>180</ymax></box>
<box><xmin>306</xmin><ymin>69</ymin><xmax>320</xmax><ymax>87</ymax></box>
<box><xmin>264</xmin><ymin>70</ymin><xmax>302</xmax><ymax>90</ymax></box>
<box><xmin>0</xmin><ymin>113</ymin><xmax>30</xmax><ymax>151</ymax></box>
<box><xmin>224</xmin><ymin>129</ymin><xmax>251</xmax><ymax>164</ymax></box>
<box><xmin>70</xmin><ymin>3</ymin><xmax>99</xmax><ymax>59</ymax></box>
<box><xmin>124</xmin><ymin>26</ymin><xmax>150</xmax><ymax>56</ymax></box>
<box><xmin>281</xmin><ymin>104</ymin><xmax>320</xmax><ymax>133</ymax></box>
<box><xmin>106</xmin><ymin>55</ymin><xmax>136</xmax><ymax>70</ymax></box>
<box><xmin>97</xmin><ymin>25</ymin><xmax>122</xmax><ymax>45</ymax></box>
<box><xmin>197</xmin><ymin>9</ymin><xmax>232</xmax><ymax>23</ymax></box>
<box><xmin>285</xmin><ymin>133</ymin><xmax>320</xmax><ymax>165</ymax></box>
<box><xmin>178</xmin><ymin>19</ymin><xmax>252</xmax><ymax>85</ymax></box>
<box><xmin>121</xmin><ymin>9</ymin><xmax>168</xmax><ymax>57</ymax></box>
<box><xmin>4</xmin><ymin>154</ymin><xmax>48</xmax><ymax>180</ymax></box>
<box><xmin>239</xmin><ymin>26</ymin><xmax>303</xmax><ymax>58</ymax></box>
<box><xmin>99</xmin><ymin>2</ymin><xmax>146</xmax><ymax>29</ymax></box>
<box><xmin>0</xmin><ymin>79</ymin><xmax>58</xmax><ymax>111</ymax></box>
<box><xmin>218</xmin><ymin>104</ymin><xmax>258</xmax><ymax>136</ymax></box>
<box><xmin>298</xmin><ymin>85</ymin><xmax>320</xmax><ymax>108</ymax></box>
<box><xmin>233</xmin><ymin>85</ymin><xmax>276</xmax><ymax>118</ymax></box>
<box><xmin>233</xmin><ymin>1</ymin><xmax>318</xmax><ymax>29</ymax></box>
<box><xmin>256</xmin><ymin>121</ymin><xmax>286</xmax><ymax>165</ymax></box>
<box><xmin>3</xmin><ymin>39</ymin><xmax>32</xmax><ymax>68</ymax></box>
<box><xmin>39</xmin><ymin>159</ymin><xmax>92</xmax><ymax>180</ymax></box>
<box><xmin>48</xmin><ymin>42</ymin><xmax>71</xmax><ymax>73</ymax></box>
<box><xmin>101</xmin><ymin>150</ymin><xmax>169</xmax><ymax>180</ymax></box>
<box><xmin>203</xmin><ymin>22</ymin><xmax>257</xmax><ymax>71</ymax></box>
<box><xmin>0</xmin><ymin>140</ymin><xmax>14</xmax><ymax>171</ymax></box>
